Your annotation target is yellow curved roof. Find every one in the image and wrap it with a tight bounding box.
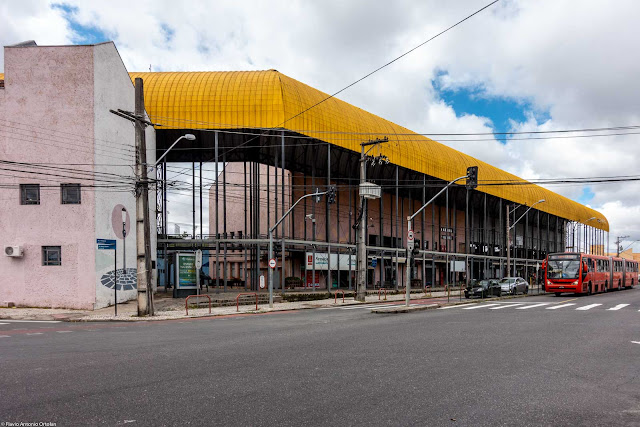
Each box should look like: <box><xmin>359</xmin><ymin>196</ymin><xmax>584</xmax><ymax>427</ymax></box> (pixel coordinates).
<box><xmin>129</xmin><ymin>70</ymin><xmax>608</xmax><ymax>232</ymax></box>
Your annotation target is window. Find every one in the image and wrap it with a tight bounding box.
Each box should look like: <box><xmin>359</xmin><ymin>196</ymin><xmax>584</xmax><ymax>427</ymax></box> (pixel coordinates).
<box><xmin>20</xmin><ymin>184</ymin><xmax>40</xmax><ymax>205</ymax></box>
<box><xmin>61</xmin><ymin>183</ymin><xmax>81</xmax><ymax>204</ymax></box>
<box><xmin>42</xmin><ymin>246</ymin><xmax>61</xmax><ymax>266</ymax></box>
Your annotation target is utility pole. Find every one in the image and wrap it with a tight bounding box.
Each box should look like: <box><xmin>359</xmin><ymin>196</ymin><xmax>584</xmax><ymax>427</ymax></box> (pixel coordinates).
<box><xmin>134</xmin><ymin>78</ymin><xmax>154</xmax><ymax>316</ymax></box>
<box><xmin>356</xmin><ymin>138</ymin><xmax>388</xmax><ymax>302</ymax></box>
<box><xmin>616</xmin><ymin>235</ymin><xmax>629</xmax><ymax>256</ymax></box>
<box><xmin>110</xmin><ymin>79</ymin><xmax>154</xmax><ymax>316</ymax></box>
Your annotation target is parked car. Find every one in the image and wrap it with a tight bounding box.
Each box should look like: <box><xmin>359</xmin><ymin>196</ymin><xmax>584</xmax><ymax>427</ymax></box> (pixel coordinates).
<box><xmin>492</xmin><ymin>277</ymin><xmax>529</xmax><ymax>296</ymax></box>
<box><xmin>465</xmin><ymin>279</ymin><xmax>499</xmax><ymax>299</ymax></box>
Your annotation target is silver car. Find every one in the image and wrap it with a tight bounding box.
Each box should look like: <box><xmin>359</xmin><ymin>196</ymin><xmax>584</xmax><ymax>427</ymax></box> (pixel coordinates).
<box><xmin>497</xmin><ymin>277</ymin><xmax>528</xmax><ymax>296</ymax></box>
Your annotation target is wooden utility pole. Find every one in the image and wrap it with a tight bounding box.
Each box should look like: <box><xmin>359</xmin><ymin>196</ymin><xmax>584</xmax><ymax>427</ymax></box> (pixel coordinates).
<box><xmin>134</xmin><ymin>78</ymin><xmax>154</xmax><ymax>316</ymax></box>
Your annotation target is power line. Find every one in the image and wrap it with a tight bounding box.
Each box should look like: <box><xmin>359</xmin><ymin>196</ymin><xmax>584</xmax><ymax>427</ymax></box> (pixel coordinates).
<box><xmin>168</xmin><ymin>1</ymin><xmax>500</xmax><ymax>177</ymax></box>
<box><xmin>148</xmin><ymin>113</ymin><xmax>640</xmax><ymax>138</ymax></box>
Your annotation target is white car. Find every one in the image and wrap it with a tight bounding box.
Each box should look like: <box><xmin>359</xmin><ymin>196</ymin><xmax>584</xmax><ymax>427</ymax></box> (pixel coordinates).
<box><xmin>497</xmin><ymin>277</ymin><xmax>528</xmax><ymax>295</ymax></box>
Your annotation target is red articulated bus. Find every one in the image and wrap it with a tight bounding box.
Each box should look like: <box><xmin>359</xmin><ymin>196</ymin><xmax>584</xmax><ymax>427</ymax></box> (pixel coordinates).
<box><xmin>543</xmin><ymin>252</ymin><xmax>637</xmax><ymax>296</ymax></box>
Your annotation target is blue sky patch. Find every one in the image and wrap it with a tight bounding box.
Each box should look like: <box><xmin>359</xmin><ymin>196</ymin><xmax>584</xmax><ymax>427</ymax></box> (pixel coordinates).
<box><xmin>432</xmin><ymin>71</ymin><xmax>550</xmax><ymax>140</ymax></box>
<box><xmin>577</xmin><ymin>186</ymin><xmax>595</xmax><ymax>205</ymax></box>
<box><xmin>160</xmin><ymin>23</ymin><xmax>175</xmax><ymax>44</ymax></box>
<box><xmin>53</xmin><ymin>3</ymin><xmax>111</xmax><ymax>44</ymax></box>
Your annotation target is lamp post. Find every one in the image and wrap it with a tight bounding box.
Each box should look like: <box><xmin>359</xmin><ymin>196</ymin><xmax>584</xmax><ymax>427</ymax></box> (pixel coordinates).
<box><xmin>268</xmin><ymin>188</ymin><xmax>335</xmax><ymax>307</ymax></box>
<box><xmin>405</xmin><ymin>167</ymin><xmax>477</xmax><ymax>306</ymax></box>
<box><xmin>151</xmin><ymin>134</ymin><xmax>196</xmax><ymax>170</ymax></box>
<box><xmin>507</xmin><ymin>199</ymin><xmax>545</xmax><ymax>277</ymax></box>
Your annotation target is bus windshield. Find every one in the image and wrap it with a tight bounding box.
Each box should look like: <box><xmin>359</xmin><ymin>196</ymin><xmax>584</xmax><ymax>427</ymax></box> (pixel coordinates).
<box><xmin>547</xmin><ymin>255</ymin><xmax>581</xmax><ymax>280</ymax></box>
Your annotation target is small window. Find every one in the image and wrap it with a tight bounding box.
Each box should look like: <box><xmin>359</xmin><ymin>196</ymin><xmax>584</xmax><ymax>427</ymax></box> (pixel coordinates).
<box><xmin>42</xmin><ymin>246</ymin><xmax>62</xmax><ymax>266</ymax></box>
<box><xmin>61</xmin><ymin>183</ymin><xmax>81</xmax><ymax>204</ymax></box>
<box><xmin>20</xmin><ymin>184</ymin><xmax>40</xmax><ymax>205</ymax></box>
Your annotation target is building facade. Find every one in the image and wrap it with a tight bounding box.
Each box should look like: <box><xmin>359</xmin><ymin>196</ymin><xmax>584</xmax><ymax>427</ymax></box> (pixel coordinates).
<box><xmin>0</xmin><ymin>42</ymin><xmax>156</xmax><ymax>309</ymax></box>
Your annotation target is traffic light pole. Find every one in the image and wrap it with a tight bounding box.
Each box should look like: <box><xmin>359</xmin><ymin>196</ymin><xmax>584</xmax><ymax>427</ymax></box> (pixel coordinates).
<box><xmin>405</xmin><ymin>170</ymin><xmax>475</xmax><ymax>306</ymax></box>
<box><xmin>268</xmin><ymin>187</ymin><xmax>335</xmax><ymax>307</ymax></box>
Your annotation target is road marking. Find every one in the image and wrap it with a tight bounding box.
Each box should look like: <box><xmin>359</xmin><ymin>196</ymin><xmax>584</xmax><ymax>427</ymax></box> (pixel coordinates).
<box><xmin>0</xmin><ymin>322</ymin><xmax>8</xmax><ymax>325</ymax></box>
<box><xmin>0</xmin><ymin>320</ymin><xmax>61</xmax><ymax>323</ymax></box>
<box><xmin>0</xmin><ymin>335</ymin><xmax>9</xmax><ymax>338</ymax></box>
<box><xmin>56</xmin><ymin>331</ymin><xmax>73</xmax><ymax>333</ymax></box>
<box><xmin>576</xmin><ymin>304</ymin><xmax>602</xmax><ymax>311</ymax></box>
<box><xmin>26</xmin><ymin>332</ymin><xmax>43</xmax><ymax>336</ymax></box>
<box><xmin>462</xmin><ymin>303</ymin><xmax>501</xmax><ymax>310</ymax></box>
<box><xmin>489</xmin><ymin>304</ymin><xmax>524</xmax><ymax>310</ymax></box>
<box><xmin>632</xmin><ymin>341</ymin><xmax>640</xmax><ymax>345</ymax></box>
<box><xmin>608</xmin><ymin>304</ymin><xmax>629</xmax><ymax>311</ymax></box>
<box><xmin>438</xmin><ymin>304</ymin><xmax>477</xmax><ymax>310</ymax></box>
<box><xmin>516</xmin><ymin>303</ymin><xmax>551</xmax><ymax>310</ymax></box>
<box><xmin>546</xmin><ymin>303</ymin><xmax>576</xmax><ymax>310</ymax></box>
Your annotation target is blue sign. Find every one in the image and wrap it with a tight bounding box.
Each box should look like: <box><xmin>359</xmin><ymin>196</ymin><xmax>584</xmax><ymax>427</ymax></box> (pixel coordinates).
<box><xmin>371</xmin><ymin>258</ymin><xmax>377</xmax><ymax>268</ymax></box>
<box><xmin>97</xmin><ymin>238</ymin><xmax>116</xmax><ymax>250</ymax></box>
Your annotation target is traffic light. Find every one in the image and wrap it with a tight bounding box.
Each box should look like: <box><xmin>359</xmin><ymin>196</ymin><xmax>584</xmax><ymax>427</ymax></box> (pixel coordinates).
<box><xmin>412</xmin><ymin>246</ymin><xmax>420</xmax><ymax>258</ymax></box>
<box><xmin>327</xmin><ymin>186</ymin><xmax>336</xmax><ymax>204</ymax></box>
<box><xmin>466</xmin><ymin>166</ymin><xmax>478</xmax><ymax>189</ymax></box>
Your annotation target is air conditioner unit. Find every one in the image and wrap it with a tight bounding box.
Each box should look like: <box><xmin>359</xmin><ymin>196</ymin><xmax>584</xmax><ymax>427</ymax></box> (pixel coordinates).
<box><xmin>4</xmin><ymin>246</ymin><xmax>23</xmax><ymax>257</ymax></box>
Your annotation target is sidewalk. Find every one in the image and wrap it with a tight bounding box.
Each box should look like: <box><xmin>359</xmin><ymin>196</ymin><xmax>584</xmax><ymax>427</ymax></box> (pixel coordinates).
<box><xmin>0</xmin><ymin>289</ymin><xmax>543</xmax><ymax>322</ymax></box>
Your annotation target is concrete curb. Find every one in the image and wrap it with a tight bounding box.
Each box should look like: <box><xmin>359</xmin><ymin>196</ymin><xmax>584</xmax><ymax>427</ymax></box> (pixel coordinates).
<box><xmin>0</xmin><ymin>292</ymin><xmax>547</xmax><ymax>322</ymax></box>
<box><xmin>371</xmin><ymin>303</ymin><xmax>440</xmax><ymax>314</ymax></box>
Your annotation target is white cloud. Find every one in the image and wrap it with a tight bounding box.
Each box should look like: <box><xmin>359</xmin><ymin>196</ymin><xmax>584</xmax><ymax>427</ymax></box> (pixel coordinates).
<box><xmin>2</xmin><ymin>0</ymin><xmax>640</xmax><ymax>248</ymax></box>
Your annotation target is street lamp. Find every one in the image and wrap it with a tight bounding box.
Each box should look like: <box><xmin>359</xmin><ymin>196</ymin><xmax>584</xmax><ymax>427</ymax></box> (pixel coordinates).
<box><xmin>507</xmin><ymin>199</ymin><xmax>545</xmax><ymax>277</ymax></box>
<box><xmin>122</xmin><ymin>207</ymin><xmax>127</xmax><ymax>272</ymax></box>
<box><xmin>151</xmin><ymin>134</ymin><xmax>196</xmax><ymax>170</ymax></box>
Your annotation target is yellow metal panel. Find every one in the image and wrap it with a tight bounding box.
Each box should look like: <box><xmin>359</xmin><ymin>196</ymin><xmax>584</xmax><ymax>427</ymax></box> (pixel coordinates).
<box><xmin>129</xmin><ymin>70</ymin><xmax>608</xmax><ymax>231</ymax></box>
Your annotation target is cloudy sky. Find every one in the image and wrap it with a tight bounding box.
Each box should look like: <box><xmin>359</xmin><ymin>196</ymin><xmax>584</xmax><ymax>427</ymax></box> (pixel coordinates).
<box><xmin>2</xmin><ymin>0</ymin><xmax>640</xmax><ymax>252</ymax></box>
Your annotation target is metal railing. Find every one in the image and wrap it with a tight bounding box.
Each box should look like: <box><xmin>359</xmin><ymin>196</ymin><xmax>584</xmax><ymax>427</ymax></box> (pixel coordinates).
<box><xmin>185</xmin><ymin>295</ymin><xmax>211</xmax><ymax>316</ymax></box>
<box><xmin>236</xmin><ymin>293</ymin><xmax>258</xmax><ymax>312</ymax></box>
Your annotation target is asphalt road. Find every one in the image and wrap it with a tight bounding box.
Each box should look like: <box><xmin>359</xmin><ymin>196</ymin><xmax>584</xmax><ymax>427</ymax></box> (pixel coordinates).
<box><xmin>1</xmin><ymin>288</ymin><xmax>640</xmax><ymax>426</ymax></box>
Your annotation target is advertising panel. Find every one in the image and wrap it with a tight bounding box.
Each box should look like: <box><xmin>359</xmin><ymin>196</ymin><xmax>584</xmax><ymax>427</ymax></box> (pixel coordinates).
<box><xmin>176</xmin><ymin>253</ymin><xmax>197</xmax><ymax>289</ymax></box>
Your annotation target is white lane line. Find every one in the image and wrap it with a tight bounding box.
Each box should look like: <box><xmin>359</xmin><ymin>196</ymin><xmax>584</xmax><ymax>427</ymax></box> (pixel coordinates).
<box><xmin>607</xmin><ymin>304</ymin><xmax>629</xmax><ymax>311</ymax></box>
<box><xmin>0</xmin><ymin>322</ymin><xmax>8</xmax><ymax>325</ymax></box>
<box><xmin>26</xmin><ymin>332</ymin><xmax>43</xmax><ymax>336</ymax></box>
<box><xmin>0</xmin><ymin>320</ymin><xmax>61</xmax><ymax>323</ymax></box>
<box><xmin>489</xmin><ymin>304</ymin><xmax>524</xmax><ymax>310</ymax></box>
<box><xmin>516</xmin><ymin>303</ymin><xmax>551</xmax><ymax>310</ymax></box>
<box><xmin>56</xmin><ymin>331</ymin><xmax>73</xmax><ymax>333</ymax></box>
<box><xmin>462</xmin><ymin>303</ymin><xmax>501</xmax><ymax>310</ymax></box>
<box><xmin>546</xmin><ymin>303</ymin><xmax>576</xmax><ymax>310</ymax></box>
<box><xmin>0</xmin><ymin>335</ymin><xmax>10</xmax><ymax>338</ymax></box>
<box><xmin>632</xmin><ymin>341</ymin><xmax>640</xmax><ymax>345</ymax></box>
<box><xmin>576</xmin><ymin>304</ymin><xmax>602</xmax><ymax>311</ymax></box>
<box><xmin>438</xmin><ymin>304</ymin><xmax>477</xmax><ymax>310</ymax></box>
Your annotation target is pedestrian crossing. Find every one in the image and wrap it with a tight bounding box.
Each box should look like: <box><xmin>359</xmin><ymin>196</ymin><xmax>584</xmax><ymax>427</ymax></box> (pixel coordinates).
<box><xmin>439</xmin><ymin>301</ymin><xmax>639</xmax><ymax>312</ymax></box>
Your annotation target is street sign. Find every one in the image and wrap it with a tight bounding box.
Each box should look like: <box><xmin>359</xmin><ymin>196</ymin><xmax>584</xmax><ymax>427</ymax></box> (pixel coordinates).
<box><xmin>195</xmin><ymin>249</ymin><xmax>203</xmax><ymax>269</ymax></box>
<box><xmin>407</xmin><ymin>230</ymin><xmax>414</xmax><ymax>251</ymax></box>
<box><xmin>371</xmin><ymin>258</ymin><xmax>377</xmax><ymax>268</ymax></box>
<box><xmin>259</xmin><ymin>275</ymin><xmax>266</xmax><ymax>289</ymax></box>
<box><xmin>269</xmin><ymin>258</ymin><xmax>277</xmax><ymax>269</ymax></box>
<box><xmin>97</xmin><ymin>238</ymin><xmax>116</xmax><ymax>250</ymax></box>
